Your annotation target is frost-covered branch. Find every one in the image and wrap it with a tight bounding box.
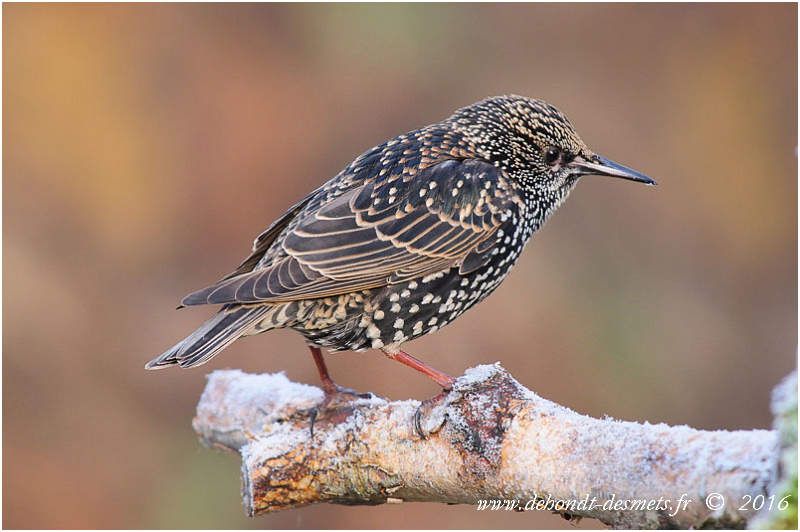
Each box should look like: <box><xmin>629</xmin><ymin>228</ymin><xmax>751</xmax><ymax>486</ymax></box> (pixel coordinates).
<box><xmin>193</xmin><ymin>364</ymin><xmax>785</xmax><ymax>529</ymax></box>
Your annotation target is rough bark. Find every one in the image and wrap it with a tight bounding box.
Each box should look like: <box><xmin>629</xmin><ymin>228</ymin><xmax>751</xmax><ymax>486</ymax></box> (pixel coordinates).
<box><xmin>193</xmin><ymin>364</ymin><xmax>783</xmax><ymax>529</ymax></box>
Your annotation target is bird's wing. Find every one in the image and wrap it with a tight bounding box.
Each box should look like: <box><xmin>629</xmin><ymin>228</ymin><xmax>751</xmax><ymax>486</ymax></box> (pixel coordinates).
<box><xmin>217</xmin><ymin>192</ymin><xmax>317</xmax><ymax>281</ymax></box>
<box><xmin>181</xmin><ymin>159</ymin><xmax>522</xmax><ymax>306</ymax></box>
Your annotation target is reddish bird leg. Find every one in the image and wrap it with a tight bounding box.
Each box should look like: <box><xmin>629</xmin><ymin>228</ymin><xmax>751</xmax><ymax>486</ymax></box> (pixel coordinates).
<box><xmin>306</xmin><ymin>345</ymin><xmax>373</xmax><ymax>436</ymax></box>
<box><xmin>383</xmin><ymin>350</ymin><xmax>456</xmax><ymax>438</ymax></box>
<box><xmin>309</xmin><ymin>345</ymin><xmax>338</xmax><ymax>395</ymax></box>
<box><xmin>308</xmin><ymin>345</ymin><xmax>371</xmax><ymax>399</ymax></box>
<box><xmin>385</xmin><ymin>350</ymin><xmax>455</xmax><ymax>390</ymax></box>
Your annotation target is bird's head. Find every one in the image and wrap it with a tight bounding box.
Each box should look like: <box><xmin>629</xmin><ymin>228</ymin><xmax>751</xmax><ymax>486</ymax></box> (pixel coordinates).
<box><xmin>450</xmin><ymin>95</ymin><xmax>655</xmax><ymax>197</ymax></box>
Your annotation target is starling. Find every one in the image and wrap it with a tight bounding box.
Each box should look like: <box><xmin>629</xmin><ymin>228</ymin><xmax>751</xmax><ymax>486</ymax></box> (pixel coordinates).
<box><xmin>146</xmin><ymin>95</ymin><xmax>654</xmax><ymax>398</ymax></box>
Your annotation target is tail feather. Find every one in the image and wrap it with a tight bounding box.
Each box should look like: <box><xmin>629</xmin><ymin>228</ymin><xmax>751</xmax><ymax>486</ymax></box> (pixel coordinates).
<box><xmin>145</xmin><ymin>306</ymin><xmax>272</xmax><ymax>370</ymax></box>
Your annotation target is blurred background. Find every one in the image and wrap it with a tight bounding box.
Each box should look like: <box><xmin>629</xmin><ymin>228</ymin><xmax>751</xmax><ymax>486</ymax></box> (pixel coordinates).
<box><xmin>4</xmin><ymin>3</ymin><xmax>797</xmax><ymax>529</ymax></box>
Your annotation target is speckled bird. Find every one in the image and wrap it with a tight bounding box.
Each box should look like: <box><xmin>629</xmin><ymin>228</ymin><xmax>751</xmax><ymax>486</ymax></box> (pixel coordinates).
<box><xmin>147</xmin><ymin>95</ymin><xmax>654</xmax><ymax>398</ymax></box>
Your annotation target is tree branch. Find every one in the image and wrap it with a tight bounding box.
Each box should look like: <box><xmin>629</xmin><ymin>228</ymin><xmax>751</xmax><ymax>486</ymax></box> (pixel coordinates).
<box><xmin>192</xmin><ymin>364</ymin><xmax>782</xmax><ymax>529</ymax></box>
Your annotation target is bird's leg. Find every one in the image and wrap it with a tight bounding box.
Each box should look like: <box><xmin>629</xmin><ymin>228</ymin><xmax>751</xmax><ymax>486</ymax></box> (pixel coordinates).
<box><xmin>310</xmin><ymin>345</ymin><xmax>338</xmax><ymax>395</ymax></box>
<box><xmin>309</xmin><ymin>345</ymin><xmax>371</xmax><ymax>398</ymax></box>
<box><xmin>307</xmin><ymin>346</ymin><xmax>372</xmax><ymax>436</ymax></box>
<box><xmin>384</xmin><ymin>350</ymin><xmax>455</xmax><ymax>438</ymax></box>
<box><xmin>385</xmin><ymin>350</ymin><xmax>455</xmax><ymax>389</ymax></box>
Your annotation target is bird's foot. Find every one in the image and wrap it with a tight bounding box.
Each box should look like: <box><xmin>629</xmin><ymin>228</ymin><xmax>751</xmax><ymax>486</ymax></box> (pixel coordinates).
<box><xmin>306</xmin><ymin>384</ymin><xmax>376</xmax><ymax>437</ymax></box>
<box><xmin>323</xmin><ymin>383</ymin><xmax>375</xmax><ymax>402</ymax></box>
<box><xmin>413</xmin><ymin>388</ymin><xmax>452</xmax><ymax>439</ymax></box>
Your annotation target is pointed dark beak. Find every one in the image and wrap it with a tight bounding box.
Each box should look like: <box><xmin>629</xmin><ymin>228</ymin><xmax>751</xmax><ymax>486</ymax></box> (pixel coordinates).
<box><xmin>569</xmin><ymin>154</ymin><xmax>656</xmax><ymax>186</ymax></box>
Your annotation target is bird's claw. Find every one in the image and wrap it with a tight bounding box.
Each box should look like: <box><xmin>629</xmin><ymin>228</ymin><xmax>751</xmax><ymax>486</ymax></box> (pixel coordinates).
<box><xmin>306</xmin><ymin>385</ymin><xmax>376</xmax><ymax>437</ymax></box>
<box><xmin>325</xmin><ymin>383</ymin><xmax>374</xmax><ymax>400</ymax></box>
<box><xmin>413</xmin><ymin>388</ymin><xmax>451</xmax><ymax>439</ymax></box>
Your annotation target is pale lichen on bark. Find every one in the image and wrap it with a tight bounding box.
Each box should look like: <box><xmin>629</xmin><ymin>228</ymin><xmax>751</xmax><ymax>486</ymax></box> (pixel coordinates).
<box><xmin>193</xmin><ymin>364</ymin><xmax>790</xmax><ymax>529</ymax></box>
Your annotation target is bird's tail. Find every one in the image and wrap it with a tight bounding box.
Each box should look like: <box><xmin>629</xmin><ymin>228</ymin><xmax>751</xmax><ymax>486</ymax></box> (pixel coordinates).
<box><xmin>145</xmin><ymin>305</ymin><xmax>273</xmax><ymax>370</ymax></box>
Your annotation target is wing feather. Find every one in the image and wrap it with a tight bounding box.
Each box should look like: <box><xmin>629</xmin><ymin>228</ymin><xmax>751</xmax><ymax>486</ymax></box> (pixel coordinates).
<box><xmin>181</xmin><ymin>159</ymin><xmax>521</xmax><ymax>306</ymax></box>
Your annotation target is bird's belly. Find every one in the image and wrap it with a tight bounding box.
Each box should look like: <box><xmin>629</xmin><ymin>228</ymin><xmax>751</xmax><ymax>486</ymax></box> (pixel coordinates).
<box><xmin>369</xmin><ymin>261</ymin><xmax>516</xmax><ymax>350</ymax></box>
<box><xmin>292</xmin><ymin>257</ymin><xmax>515</xmax><ymax>353</ymax></box>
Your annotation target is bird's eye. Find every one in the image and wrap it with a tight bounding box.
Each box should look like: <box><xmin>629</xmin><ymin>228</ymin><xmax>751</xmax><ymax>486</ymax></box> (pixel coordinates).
<box><xmin>544</xmin><ymin>146</ymin><xmax>561</xmax><ymax>166</ymax></box>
